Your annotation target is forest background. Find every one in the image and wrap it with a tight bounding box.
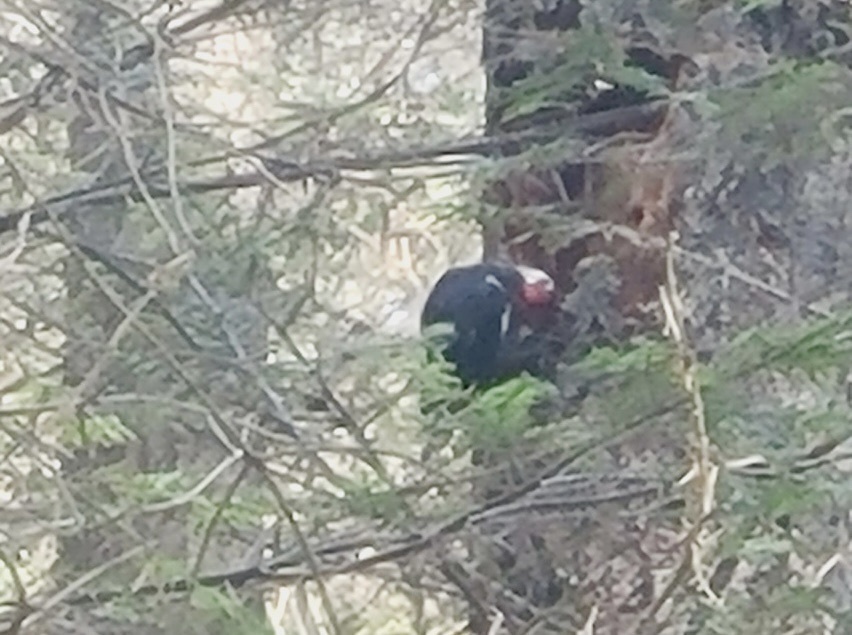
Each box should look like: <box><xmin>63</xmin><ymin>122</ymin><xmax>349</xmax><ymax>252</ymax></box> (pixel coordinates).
<box><xmin>3</xmin><ymin>1</ymin><xmax>852</xmax><ymax>634</ymax></box>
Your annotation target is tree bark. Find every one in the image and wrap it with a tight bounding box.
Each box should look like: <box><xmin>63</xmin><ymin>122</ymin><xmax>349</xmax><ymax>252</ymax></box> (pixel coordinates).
<box><xmin>464</xmin><ymin>0</ymin><xmax>852</xmax><ymax>633</ymax></box>
<box><xmin>465</xmin><ymin>1</ymin><xmax>691</xmax><ymax>633</ymax></box>
<box><xmin>56</xmin><ymin>5</ymin><xmax>274</xmax><ymax>633</ymax></box>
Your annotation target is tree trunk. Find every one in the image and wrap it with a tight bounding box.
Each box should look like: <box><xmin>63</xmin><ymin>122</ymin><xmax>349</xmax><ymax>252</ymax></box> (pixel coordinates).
<box><xmin>464</xmin><ymin>1</ymin><xmax>852</xmax><ymax>633</ymax></box>
<box><xmin>466</xmin><ymin>1</ymin><xmax>691</xmax><ymax>633</ymax></box>
<box><xmin>56</xmin><ymin>5</ymin><xmax>274</xmax><ymax>633</ymax></box>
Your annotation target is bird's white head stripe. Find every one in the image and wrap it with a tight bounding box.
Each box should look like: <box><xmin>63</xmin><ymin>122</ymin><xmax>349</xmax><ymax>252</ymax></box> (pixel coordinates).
<box><xmin>515</xmin><ymin>265</ymin><xmax>555</xmax><ymax>291</ymax></box>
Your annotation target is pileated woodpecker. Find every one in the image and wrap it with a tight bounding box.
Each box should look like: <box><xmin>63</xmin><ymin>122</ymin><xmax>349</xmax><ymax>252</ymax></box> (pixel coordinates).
<box><xmin>421</xmin><ymin>263</ymin><xmax>557</xmax><ymax>386</ymax></box>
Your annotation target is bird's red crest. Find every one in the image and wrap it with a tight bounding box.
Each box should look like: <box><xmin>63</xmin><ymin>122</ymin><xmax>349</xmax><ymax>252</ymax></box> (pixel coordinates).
<box><xmin>516</xmin><ymin>265</ymin><xmax>555</xmax><ymax>306</ymax></box>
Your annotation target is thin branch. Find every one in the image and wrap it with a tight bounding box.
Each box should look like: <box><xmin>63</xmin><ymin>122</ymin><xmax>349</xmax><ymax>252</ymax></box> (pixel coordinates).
<box><xmin>0</xmin><ymin>100</ymin><xmax>671</xmax><ymax>237</ymax></box>
<box><xmin>660</xmin><ymin>230</ymin><xmax>720</xmax><ymax>606</ymax></box>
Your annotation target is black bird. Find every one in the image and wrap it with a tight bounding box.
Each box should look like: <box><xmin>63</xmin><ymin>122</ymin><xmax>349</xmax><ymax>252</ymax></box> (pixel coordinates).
<box><xmin>421</xmin><ymin>263</ymin><xmax>557</xmax><ymax>386</ymax></box>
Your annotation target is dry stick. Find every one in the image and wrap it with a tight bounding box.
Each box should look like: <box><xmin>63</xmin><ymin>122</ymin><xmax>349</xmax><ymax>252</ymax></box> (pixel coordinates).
<box><xmin>52</xmin><ymin>219</ymin><xmax>244</xmax><ymax>456</ymax></box>
<box><xmin>54</xmin><ymin>247</ymin><xmax>197</xmax><ymax>427</ymax></box>
<box><xmin>96</xmin><ymin>80</ymin><xmax>183</xmax><ymax>255</ymax></box>
<box><xmin>265</xmin><ymin>310</ymin><xmax>401</xmax><ymax>492</ymax></box>
<box><xmin>51</xmin><ymin>286</ymin><xmax>156</xmax><ymax>429</ymax></box>
<box><xmin>636</xmin><ymin>517</ymin><xmax>708</xmax><ymax>633</ymax></box>
<box><xmin>55</xmin><ymin>220</ymin><xmax>345</xmax><ymax>627</ymax></box>
<box><xmin>142</xmin><ymin>453</ymin><xmax>243</xmax><ymax>515</ymax></box>
<box><xmin>23</xmin><ymin>545</ymin><xmax>148</xmax><ymax>630</ymax></box>
<box><xmin>45</xmin><ymin>238</ymin><xmax>248</xmax><ymax>529</ymax></box>
<box><xmin>57</xmin><ymin>265</ymin><xmax>852</xmax><ymax>606</ymax></box>
<box><xmin>190</xmin><ymin>462</ymin><xmax>252</xmax><ymax>580</ymax></box>
<box><xmin>0</xmin><ymin>100</ymin><xmax>672</xmax><ymax>237</ymax></box>
<box><xmin>54</xmin><ymin>224</ymin><xmax>340</xmax><ymax>611</ymax></box>
<box><xmin>152</xmin><ymin>29</ymin><xmax>198</xmax><ymax>245</ymax></box>
<box><xmin>0</xmin><ymin>210</ymin><xmax>30</xmax><ymax>268</ymax></box>
<box><xmin>258</xmin><ymin>468</ymin><xmax>344</xmax><ymax>635</ymax></box>
<box><xmin>652</xmin><ymin>231</ymin><xmax>721</xmax><ymax>626</ymax></box>
<box><xmin>0</xmin><ymin>546</ymin><xmax>29</xmax><ymax>615</ymax></box>
<box><xmin>45</xmin><ymin>235</ymin><xmax>204</xmax><ymax>350</ymax></box>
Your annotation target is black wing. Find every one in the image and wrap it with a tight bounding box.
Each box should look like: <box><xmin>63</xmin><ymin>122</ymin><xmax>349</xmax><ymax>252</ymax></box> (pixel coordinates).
<box><xmin>421</xmin><ymin>265</ymin><xmax>522</xmax><ymax>385</ymax></box>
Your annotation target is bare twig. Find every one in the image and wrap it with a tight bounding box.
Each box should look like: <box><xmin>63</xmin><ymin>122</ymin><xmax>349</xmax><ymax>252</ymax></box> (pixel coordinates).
<box><xmin>660</xmin><ymin>230</ymin><xmax>720</xmax><ymax>606</ymax></box>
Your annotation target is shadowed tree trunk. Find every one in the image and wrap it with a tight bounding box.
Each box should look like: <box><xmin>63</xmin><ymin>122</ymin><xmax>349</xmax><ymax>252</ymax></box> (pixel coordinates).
<box><xmin>458</xmin><ymin>4</ymin><xmax>685</xmax><ymax>633</ymax></box>
<box><xmin>457</xmin><ymin>0</ymin><xmax>852</xmax><ymax>633</ymax></box>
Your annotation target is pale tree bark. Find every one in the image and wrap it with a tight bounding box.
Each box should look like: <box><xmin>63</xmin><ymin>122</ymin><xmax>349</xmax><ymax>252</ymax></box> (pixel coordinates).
<box><xmin>56</xmin><ymin>4</ymin><xmax>275</xmax><ymax>633</ymax></box>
